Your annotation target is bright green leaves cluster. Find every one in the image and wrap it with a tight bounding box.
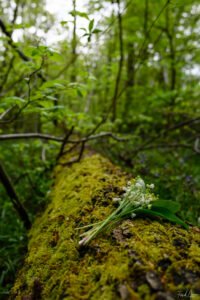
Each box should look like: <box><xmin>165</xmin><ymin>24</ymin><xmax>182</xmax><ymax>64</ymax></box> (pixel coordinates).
<box><xmin>82</xmin><ymin>18</ymin><xmax>102</xmax><ymax>42</ymax></box>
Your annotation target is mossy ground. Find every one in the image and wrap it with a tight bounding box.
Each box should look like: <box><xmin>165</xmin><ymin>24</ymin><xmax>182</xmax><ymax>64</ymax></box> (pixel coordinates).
<box><xmin>11</xmin><ymin>153</ymin><xmax>200</xmax><ymax>300</ymax></box>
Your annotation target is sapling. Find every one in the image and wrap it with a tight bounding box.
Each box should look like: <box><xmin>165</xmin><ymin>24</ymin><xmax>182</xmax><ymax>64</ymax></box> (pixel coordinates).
<box><xmin>78</xmin><ymin>177</ymin><xmax>188</xmax><ymax>246</ymax></box>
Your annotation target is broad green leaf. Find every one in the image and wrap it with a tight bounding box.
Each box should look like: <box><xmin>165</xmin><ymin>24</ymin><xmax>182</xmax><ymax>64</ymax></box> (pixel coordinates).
<box><xmin>92</xmin><ymin>29</ymin><xmax>102</xmax><ymax>34</ymax></box>
<box><xmin>89</xmin><ymin>19</ymin><xmax>94</xmax><ymax>32</ymax></box>
<box><xmin>134</xmin><ymin>208</ymin><xmax>188</xmax><ymax>229</ymax></box>
<box><xmin>151</xmin><ymin>200</ymin><xmax>180</xmax><ymax>213</ymax></box>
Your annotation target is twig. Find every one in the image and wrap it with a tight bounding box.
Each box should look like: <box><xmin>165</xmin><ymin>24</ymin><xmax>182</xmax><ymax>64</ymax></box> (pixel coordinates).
<box><xmin>0</xmin><ymin>133</ymin><xmax>64</xmax><ymax>142</ymax></box>
<box><xmin>62</xmin><ymin>141</ymin><xmax>86</xmax><ymax>166</ymax></box>
<box><xmin>56</xmin><ymin>126</ymin><xmax>74</xmax><ymax>161</ymax></box>
<box><xmin>67</xmin><ymin>132</ymin><xmax>128</xmax><ymax>143</ymax></box>
<box><xmin>0</xmin><ymin>106</ymin><xmax>16</xmax><ymax>121</ymax></box>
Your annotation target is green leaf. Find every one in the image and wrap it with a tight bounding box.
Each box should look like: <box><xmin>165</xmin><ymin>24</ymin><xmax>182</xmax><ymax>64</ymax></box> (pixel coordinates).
<box><xmin>77</xmin><ymin>89</ymin><xmax>83</xmax><ymax>98</ymax></box>
<box><xmin>151</xmin><ymin>200</ymin><xmax>180</xmax><ymax>213</ymax></box>
<box><xmin>134</xmin><ymin>208</ymin><xmax>188</xmax><ymax>229</ymax></box>
<box><xmin>92</xmin><ymin>29</ymin><xmax>102</xmax><ymax>34</ymax></box>
<box><xmin>4</xmin><ymin>97</ymin><xmax>26</xmax><ymax>104</ymax></box>
<box><xmin>60</xmin><ymin>21</ymin><xmax>68</xmax><ymax>26</ymax></box>
<box><xmin>89</xmin><ymin>19</ymin><xmax>94</xmax><ymax>32</ymax></box>
<box><xmin>70</xmin><ymin>10</ymin><xmax>89</xmax><ymax>20</ymax></box>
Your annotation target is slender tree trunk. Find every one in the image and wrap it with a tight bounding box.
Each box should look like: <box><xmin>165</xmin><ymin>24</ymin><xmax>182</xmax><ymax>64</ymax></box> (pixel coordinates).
<box><xmin>0</xmin><ymin>161</ymin><xmax>31</xmax><ymax>229</ymax></box>
<box><xmin>143</xmin><ymin>0</ymin><xmax>149</xmax><ymax>60</ymax></box>
<box><xmin>165</xmin><ymin>7</ymin><xmax>176</xmax><ymax>104</ymax></box>
<box><xmin>71</xmin><ymin>0</ymin><xmax>77</xmax><ymax>82</ymax></box>
<box><xmin>111</xmin><ymin>0</ymin><xmax>124</xmax><ymax>122</ymax></box>
<box><xmin>124</xmin><ymin>42</ymin><xmax>135</xmax><ymax>117</ymax></box>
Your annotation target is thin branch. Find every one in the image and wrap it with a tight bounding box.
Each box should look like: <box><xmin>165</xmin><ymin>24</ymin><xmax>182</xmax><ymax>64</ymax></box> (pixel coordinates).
<box><xmin>0</xmin><ymin>161</ymin><xmax>31</xmax><ymax>229</ymax></box>
<box><xmin>0</xmin><ymin>18</ymin><xmax>30</xmax><ymax>62</ymax></box>
<box><xmin>67</xmin><ymin>132</ymin><xmax>128</xmax><ymax>143</ymax></box>
<box><xmin>0</xmin><ymin>133</ymin><xmax>64</xmax><ymax>142</ymax></box>
<box><xmin>0</xmin><ymin>106</ymin><xmax>16</xmax><ymax>121</ymax></box>
<box><xmin>0</xmin><ymin>131</ymin><xmax>127</xmax><ymax>143</ymax></box>
<box><xmin>11</xmin><ymin>0</ymin><xmax>20</xmax><ymax>25</ymax></box>
<box><xmin>61</xmin><ymin>141</ymin><xmax>86</xmax><ymax>166</ymax></box>
<box><xmin>56</xmin><ymin>126</ymin><xmax>74</xmax><ymax>161</ymax></box>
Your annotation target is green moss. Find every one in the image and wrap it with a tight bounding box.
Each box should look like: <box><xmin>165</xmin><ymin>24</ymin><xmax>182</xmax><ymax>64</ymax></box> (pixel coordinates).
<box><xmin>10</xmin><ymin>154</ymin><xmax>200</xmax><ymax>300</ymax></box>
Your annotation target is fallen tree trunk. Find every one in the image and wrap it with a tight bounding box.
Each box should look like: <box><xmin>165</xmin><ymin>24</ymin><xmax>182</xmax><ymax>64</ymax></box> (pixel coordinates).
<box><xmin>11</xmin><ymin>153</ymin><xmax>200</xmax><ymax>300</ymax></box>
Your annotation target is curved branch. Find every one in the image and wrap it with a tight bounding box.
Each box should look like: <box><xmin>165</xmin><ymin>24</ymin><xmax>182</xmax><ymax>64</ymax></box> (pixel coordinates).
<box><xmin>0</xmin><ymin>132</ymin><xmax>127</xmax><ymax>143</ymax></box>
<box><xmin>0</xmin><ymin>133</ymin><xmax>64</xmax><ymax>142</ymax></box>
<box><xmin>68</xmin><ymin>132</ymin><xmax>128</xmax><ymax>143</ymax></box>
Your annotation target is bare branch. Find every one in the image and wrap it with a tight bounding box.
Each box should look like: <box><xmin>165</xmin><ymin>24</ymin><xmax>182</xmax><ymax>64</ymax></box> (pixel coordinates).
<box><xmin>0</xmin><ymin>131</ymin><xmax>127</xmax><ymax>144</ymax></box>
<box><xmin>56</xmin><ymin>126</ymin><xmax>74</xmax><ymax>161</ymax></box>
<box><xmin>0</xmin><ymin>133</ymin><xmax>64</xmax><ymax>142</ymax></box>
<box><xmin>62</xmin><ymin>141</ymin><xmax>86</xmax><ymax>166</ymax></box>
<box><xmin>0</xmin><ymin>106</ymin><xmax>16</xmax><ymax>121</ymax></box>
<box><xmin>68</xmin><ymin>132</ymin><xmax>128</xmax><ymax>143</ymax></box>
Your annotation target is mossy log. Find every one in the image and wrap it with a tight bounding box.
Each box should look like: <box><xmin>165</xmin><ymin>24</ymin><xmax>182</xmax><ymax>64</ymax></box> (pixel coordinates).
<box><xmin>11</xmin><ymin>153</ymin><xmax>200</xmax><ymax>300</ymax></box>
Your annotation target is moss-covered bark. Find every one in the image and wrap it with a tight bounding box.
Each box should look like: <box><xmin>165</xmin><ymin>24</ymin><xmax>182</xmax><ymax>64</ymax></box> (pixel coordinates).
<box><xmin>11</xmin><ymin>154</ymin><xmax>200</xmax><ymax>300</ymax></box>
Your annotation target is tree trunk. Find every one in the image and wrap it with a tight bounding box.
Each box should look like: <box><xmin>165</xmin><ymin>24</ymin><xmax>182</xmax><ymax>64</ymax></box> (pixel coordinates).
<box><xmin>111</xmin><ymin>0</ymin><xmax>124</xmax><ymax>122</ymax></box>
<box><xmin>10</xmin><ymin>153</ymin><xmax>200</xmax><ymax>300</ymax></box>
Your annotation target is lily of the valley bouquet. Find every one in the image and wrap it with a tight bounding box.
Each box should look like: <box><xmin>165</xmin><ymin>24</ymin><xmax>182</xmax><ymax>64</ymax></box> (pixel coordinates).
<box><xmin>78</xmin><ymin>177</ymin><xmax>188</xmax><ymax>246</ymax></box>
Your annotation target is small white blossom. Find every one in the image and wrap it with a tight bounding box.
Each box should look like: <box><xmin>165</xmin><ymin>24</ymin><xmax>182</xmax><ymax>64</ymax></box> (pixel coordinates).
<box><xmin>127</xmin><ymin>181</ymin><xmax>131</xmax><ymax>186</ymax></box>
<box><xmin>135</xmin><ymin>178</ymin><xmax>145</xmax><ymax>190</ymax></box>
<box><xmin>147</xmin><ymin>183</ymin><xmax>155</xmax><ymax>189</ymax></box>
